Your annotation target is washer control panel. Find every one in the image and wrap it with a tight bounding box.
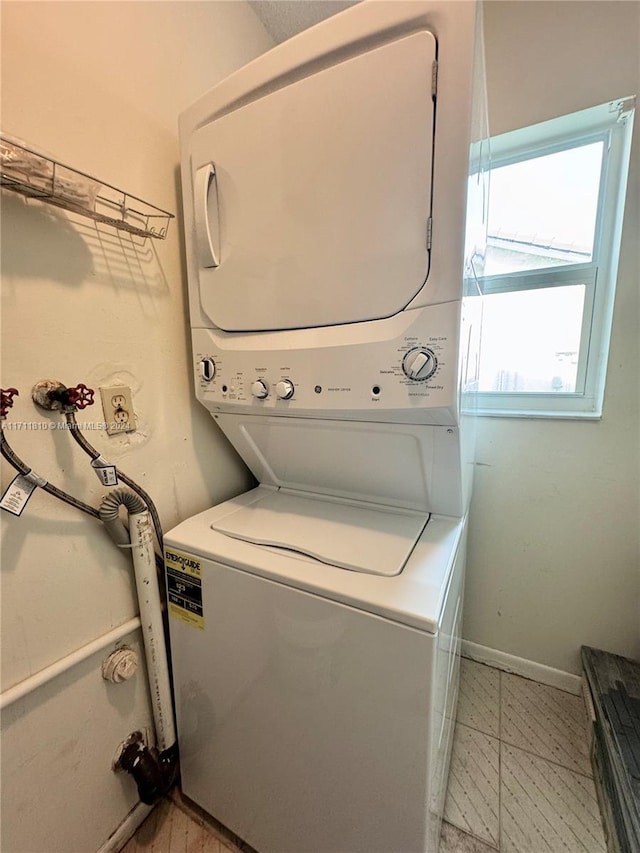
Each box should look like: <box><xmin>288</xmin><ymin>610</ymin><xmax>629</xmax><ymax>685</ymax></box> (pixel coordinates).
<box><xmin>193</xmin><ymin>302</ymin><xmax>461</xmax><ymax>423</ymax></box>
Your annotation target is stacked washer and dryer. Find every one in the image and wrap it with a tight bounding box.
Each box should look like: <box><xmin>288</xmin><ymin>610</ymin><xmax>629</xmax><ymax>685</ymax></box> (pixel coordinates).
<box><xmin>165</xmin><ymin>2</ymin><xmax>488</xmax><ymax>851</ymax></box>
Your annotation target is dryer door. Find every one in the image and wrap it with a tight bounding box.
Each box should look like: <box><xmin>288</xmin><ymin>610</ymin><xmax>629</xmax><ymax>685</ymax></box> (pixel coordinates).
<box><xmin>189</xmin><ymin>30</ymin><xmax>436</xmax><ymax>332</ymax></box>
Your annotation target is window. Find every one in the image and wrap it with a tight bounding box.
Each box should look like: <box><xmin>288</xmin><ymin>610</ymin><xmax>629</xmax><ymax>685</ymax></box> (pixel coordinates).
<box><xmin>476</xmin><ymin>98</ymin><xmax>635</xmax><ymax>417</ymax></box>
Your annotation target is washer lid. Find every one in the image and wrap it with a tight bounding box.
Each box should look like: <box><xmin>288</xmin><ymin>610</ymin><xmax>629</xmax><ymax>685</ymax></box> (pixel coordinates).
<box><xmin>165</xmin><ymin>486</ymin><xmax>465</xmax><ymax>634</ymax></box>
<box><xmin>190</xmin><ymin>29</ymin><xmax>435</xmax><ymax>332</ymax></box>
<box><xmin>210</xmin><ymin>489</ymin><xmax>428</xmax><ymax>577</ymax></box>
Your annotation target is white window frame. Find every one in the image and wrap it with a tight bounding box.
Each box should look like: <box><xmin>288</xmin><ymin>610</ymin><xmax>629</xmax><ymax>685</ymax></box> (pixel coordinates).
<box><xmin>476</xmin><ymin>98</ymin><xmax>635</xmax><ymax>419</ymax></box>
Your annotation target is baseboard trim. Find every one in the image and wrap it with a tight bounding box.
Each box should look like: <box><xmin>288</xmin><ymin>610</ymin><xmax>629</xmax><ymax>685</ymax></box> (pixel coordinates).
<box><xmin>461</xmin><ymin>639</ymin><xmax>583</xmax><ymax>695</ymax></box>
<box><xmin>96</xmin><ymin>802</ymin><xmax>154</xmax><ymax>853</ymax></box>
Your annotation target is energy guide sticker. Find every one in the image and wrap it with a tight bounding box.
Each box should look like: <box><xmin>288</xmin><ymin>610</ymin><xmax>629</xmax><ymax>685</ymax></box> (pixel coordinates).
<box><xmin>165</xmin><ymin>549</ymin><xmax>204</xmax><ymax>630</ymax></box>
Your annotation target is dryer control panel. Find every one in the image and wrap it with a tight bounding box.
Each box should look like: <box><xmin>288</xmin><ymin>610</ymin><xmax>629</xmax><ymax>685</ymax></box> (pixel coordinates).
<box><xmin>192</xmin><ymin>302</ymin><xmax>463</xmax><ymax>425</ymax></box>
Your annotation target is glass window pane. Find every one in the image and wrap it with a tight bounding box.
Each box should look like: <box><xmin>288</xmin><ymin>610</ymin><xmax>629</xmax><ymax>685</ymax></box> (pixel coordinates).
<box><xmin>478</xmin><ymin>285</ymin><xmax>586</xmax><ymax>393</ymax></box>
<box><xmin>485</xmin><ymin>142</ymin><xmax>603</xmax><ymax>276</ymax></box>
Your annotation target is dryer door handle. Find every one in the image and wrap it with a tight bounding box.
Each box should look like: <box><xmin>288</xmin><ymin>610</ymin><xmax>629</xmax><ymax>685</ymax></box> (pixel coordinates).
<box><xmin>194</xmin><ymin>163</ymin><xmax>220</xmax><ymax>268</ymax></box>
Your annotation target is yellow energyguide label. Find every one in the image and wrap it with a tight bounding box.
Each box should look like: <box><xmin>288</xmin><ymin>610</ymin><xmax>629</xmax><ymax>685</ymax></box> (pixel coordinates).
<box><xmin>165</xmin><ymin>548</ymin><xmax>204</xmax><ymax>630</ymax></box>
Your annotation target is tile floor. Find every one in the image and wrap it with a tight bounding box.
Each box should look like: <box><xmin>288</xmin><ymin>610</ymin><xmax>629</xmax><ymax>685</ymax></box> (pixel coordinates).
<box><xmin>122</xmin><ymin>658</ymin><xmax>607</xmax><ymax>853</ymax></box>
<box><xmin>120</xmin><ymin>794</ymin><xmax>248</xmax><ymax>853</ymax></box>
<box><xmin>440</xmin><ymin>658</ymin><xmax>606</xmax><ymax>853</ymax></box>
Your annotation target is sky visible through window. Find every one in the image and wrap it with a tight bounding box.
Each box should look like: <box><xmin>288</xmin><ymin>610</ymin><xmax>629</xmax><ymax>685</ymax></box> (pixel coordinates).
<box><xmin>479</xmin><ymin>285</ymin><xmax>586</xmax><ymax>393</ymax></box>
<box><xmin>479</xmin><ymin>141</ymin><xmax>603</xmax><ymax>393</ymax></box>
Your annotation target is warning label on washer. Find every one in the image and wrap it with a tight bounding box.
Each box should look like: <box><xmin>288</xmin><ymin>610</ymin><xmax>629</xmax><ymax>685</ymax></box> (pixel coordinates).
<box><xmin>165</xmin><ymin>549</ymin><xmax>204</xmax><ymax>630</ymax></box>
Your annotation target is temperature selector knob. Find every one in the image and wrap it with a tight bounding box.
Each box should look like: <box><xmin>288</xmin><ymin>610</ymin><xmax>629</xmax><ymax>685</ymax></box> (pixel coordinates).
<box><xmin>402</xmin><ymin>347</ymin><xmax>437</xmax><ymax>381</ymax></box>
<box><xmin>251</xmin><ymin>379</ymin><xmax>269</xmax><ymax>399</ymax></box>
<box><xmin>198</xmin><ymin>357</ymin><xmax>216</xmax><ymax>382</ymax></box>
<box><xmin>275</xmin><ymin>380</ymin><xmax>295</xmax><ymax>400</ymax></box>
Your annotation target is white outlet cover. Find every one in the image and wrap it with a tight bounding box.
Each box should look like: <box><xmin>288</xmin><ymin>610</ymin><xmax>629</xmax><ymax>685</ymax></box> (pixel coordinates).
<box><xmin>99</xmin><ymin>384</ymin><xmax>136</xmax><ymax>435</ymax></box>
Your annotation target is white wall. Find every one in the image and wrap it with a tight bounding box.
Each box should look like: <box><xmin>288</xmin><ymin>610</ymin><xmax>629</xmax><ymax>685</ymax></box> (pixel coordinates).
<box><xmin>464</xmin><ymin>1</ymin><xmax>640</xmax><ymax>675</ymax></box>
<box><xmin>0</xmin><ymin>4</ymin><xmax>272</xmax><ymax>851</ymax></box>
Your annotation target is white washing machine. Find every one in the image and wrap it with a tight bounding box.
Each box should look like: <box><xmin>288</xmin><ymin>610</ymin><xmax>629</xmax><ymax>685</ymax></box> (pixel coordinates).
<box><xmin>166</xmin><ymin>2</ymin><xmax>488</xmax><ymax>851</ymax></box>
<box><xmin>166</xmin><ymin>488</ymin><xmax>466</xmax><ymax>853</ymax></box>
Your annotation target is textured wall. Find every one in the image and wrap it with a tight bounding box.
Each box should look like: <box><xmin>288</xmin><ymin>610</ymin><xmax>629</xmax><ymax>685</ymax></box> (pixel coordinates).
<box><xmin>463</xmin><ymin>1</ymin><xmax>640</xmax><ymax>674</ymax></box>
<box><xmin>0</xmin><ymin>4</ymin><xmax>272</xmax><ymax>850</ymax></box>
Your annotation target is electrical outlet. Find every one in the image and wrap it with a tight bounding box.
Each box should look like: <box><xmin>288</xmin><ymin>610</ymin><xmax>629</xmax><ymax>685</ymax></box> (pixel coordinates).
<box><xmin>100</xmin><ymin>385</ymin><xmax>136</xmax><ymax>435</ymax></box>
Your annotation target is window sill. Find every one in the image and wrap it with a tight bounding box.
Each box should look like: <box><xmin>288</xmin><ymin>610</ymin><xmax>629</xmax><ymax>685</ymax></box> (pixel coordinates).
<box><xmin>472</xmin><ymin>407</ymin><xmax>602</xmax><ymax>420</ymax></box>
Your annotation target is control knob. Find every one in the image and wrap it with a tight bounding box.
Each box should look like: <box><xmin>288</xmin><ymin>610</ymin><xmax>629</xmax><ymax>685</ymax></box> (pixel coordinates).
<box><xmin>198</xmin><ymin>357</ymin><xmax>216</xmax><ymax>382</ymax></box>
<box><xmin>275</xmin><ymin>380</ymin><xmax>295</xmax><ymax>400</ymax></box>
<box><xmin>402</xmin><ymin>347</ymin><xmax>437</xmax><ymax>381</ymax></box>
<box><xmin>251</xmin><ymin>379</ymin><xmax>269</xmax><ymax>399</ymax></box>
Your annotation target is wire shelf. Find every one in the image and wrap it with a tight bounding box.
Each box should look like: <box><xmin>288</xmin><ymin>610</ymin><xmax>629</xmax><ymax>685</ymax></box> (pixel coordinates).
<box><xmin>0</xmin><ymin>134</ymin><xmax>174</xmax><ymax>240</ymax></box>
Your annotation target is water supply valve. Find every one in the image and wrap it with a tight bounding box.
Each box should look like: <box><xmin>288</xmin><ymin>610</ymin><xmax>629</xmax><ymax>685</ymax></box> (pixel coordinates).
<box><xmin>1</xmin><ymin>388</ymin><xmax>19</xmax><ymax>419</ymax></box>
<box><xmin>32</xmin><ymin>380</ymin><xmax>95</xmax><ymax>411</ymax></box>
<box><xmin>65</xmin><ymin>383</ymin><xmax>95</xmax><ymax>410</ymax></box>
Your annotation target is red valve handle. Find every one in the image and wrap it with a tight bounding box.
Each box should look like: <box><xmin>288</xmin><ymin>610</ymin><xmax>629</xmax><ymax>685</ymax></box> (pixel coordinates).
<box><xmin>1</xmin><ymin>388</ymin><xmax>19</xmax><ymax>418</ymax></box>
<box><xmin>66</xmin><ymin>384</ymin><xmax>95</xmax><ymax>410</ymax></box>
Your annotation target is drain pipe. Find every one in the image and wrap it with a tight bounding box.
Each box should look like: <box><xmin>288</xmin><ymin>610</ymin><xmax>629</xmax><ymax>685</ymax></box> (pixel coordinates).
<box><xmin>100</xmin><ymin>489</ymin><xmax>178</xmax><ymax>803</ymax></box>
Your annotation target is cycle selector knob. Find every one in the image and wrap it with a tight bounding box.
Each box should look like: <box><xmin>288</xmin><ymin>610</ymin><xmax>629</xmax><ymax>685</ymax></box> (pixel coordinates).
<box><xmin>402</xmin><ymin>347</ymin><xmax>437</xmax><ymax>381</ymax></box>
<box><xmin>251</xmin><ymin>379</ymin><xmax>269</xmax><ymax>399</ymax></box>
<box><xmin>275</xmin><ymin>380</ymin><xmax>295</xmax><ymax>400</ymax></box>
<box><xmin>199</xmin><ymin>357</ymin><xmax>216</xmax><ymax>382</ymax></box>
